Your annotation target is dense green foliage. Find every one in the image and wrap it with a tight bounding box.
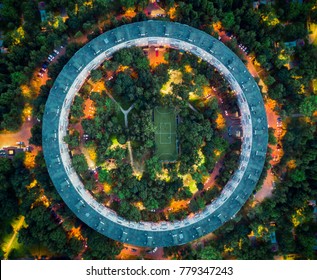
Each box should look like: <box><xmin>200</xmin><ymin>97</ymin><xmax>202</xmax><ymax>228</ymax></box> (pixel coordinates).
<box><xmin>1</xmin><ymin>0</ymin><xmax>316</xmax><ymax>260</ymax></box>
<box><xmin>0</xmin><ymin>151</ymin><xmax>123</xmax><ymax>259</ymax></box>
<box><xmin>72</xmin><ymin>47</ymin><xmax>231</xmax><ymax>221</ymax></box>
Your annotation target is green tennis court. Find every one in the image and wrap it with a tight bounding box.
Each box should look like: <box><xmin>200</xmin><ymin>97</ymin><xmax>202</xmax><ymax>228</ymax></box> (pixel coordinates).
<box><xmin>154</xmin><ymin>107</ymin><xmax>178</xmax><ymax>161</ymax></box>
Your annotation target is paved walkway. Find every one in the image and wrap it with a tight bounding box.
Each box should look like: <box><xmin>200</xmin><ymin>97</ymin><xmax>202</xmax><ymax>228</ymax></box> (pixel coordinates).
<box><xmin>187</xmin><ymin>102</ymin><xmax>198</xmax><ymax>113</ymax></box>
<box><xmin>105</xmin><ymin>92</ymin><xmax>135</xmax><ymax>128</ymax></box>
<box><xmin>121</xmin><ymin>104</ymin><xmax>135</xmax><ymax>128</ymax></box>
<box><xmin>3</xmin><ymin>216</ymin><xmax>25</xmax><ymax>259</ymax></box>
<box><xmin>105</xmin><ymin>92</ymin><xmax>135</xmax><ymax>167</ymax></box>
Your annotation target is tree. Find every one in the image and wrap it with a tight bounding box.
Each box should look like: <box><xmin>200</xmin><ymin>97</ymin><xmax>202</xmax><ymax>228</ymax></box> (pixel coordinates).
<box><xmin>145</xmin><ymin>156</ymin><xmax>162</xmax><ymax>180</ymax></box>
<box><xmin>265</xmin><ymin>75</ymin><xmax>276</xmax><ymax>86</ymax></box>
<box><xmin>64</xmin><ymin>130</ymin><xmax>80</xmax><ymax>148</ymax></box>
<box><xmin>90</xmin><ymin>69</ymin><xmax>103</xmax><ymax>82</ymax></box>
<box><xmin>98</xmin><ymin>169</ymin><xmax>111</xmax><ymax>183</ymax></box>
<box><xmin>299</xmin><ymin>96</ymin><xmax>317</xmax><ymax>117</ymax></box>
<box><xmin>72</xmin><ymin>154</ymin><xmax>88</xmax><ymax>176</ymax></box>
<box><xmin>18</xmin><ymin>205</ymin><xmax>69</xmax><ymax>256</ymax></box>
<box><xmin>268</xmin><ymin>83</ymin><xmax>286</xmax><ymax>100</ymax></box>
<box><xmin>289</xmin><ymin>169</ymin><xmax>306</xmax><ymax>183</ymax></box>
<box><xmin>67</xmin><ymin>237</ymin><xmax>84</xmax><ymax>259</ymax></box>
<box><xmin>82</xmin><ymin>227</ymin><xmax>122</xmax><ymax>260</ymax></box>
<box><xmin>0</xmin><ymin>158</ymin><xmax>19</xmax><ymax>221</ymax></box>
<box><xmin>1</xmin><ymin>108</ymin><xmax>22</xmax><ymax>131</ymax></box>
<box><xmin>196</xmin><ymin>245</ymin><xmax>223</xmax><ymax>260</ymax></box>
<box><xmin>222</xmin><ymin>12</ymin><xmax>235</xmax><ymax>29</ymax></box>
<box><xmin>197</xmin><ymin>182</ymin><xmax>204</xmax><ymax>191</ymax></box>
<box><xmin>295</xmin><ymin>221</ymin><xmax>317</xmax><ymax>259</ymax></box>
<box><xmin>29</xmin><ymin>123</ymin><xmax>42</xmax><ymax>146</ymax></box>
<box><xmin>268</xmin><ymin>127</ymin><xmax>277</xmax><ymax>145</ymax></box>
<box><xmin>113</xmin><ymin>48</ymin><xmax>134</xmax><ymax>65</ymax></box>
<box><xmin>189</xmin><ymin>196</ymin><xmax>205</xmax><ymax>213</ymax></box>
<box><xmin>10</xmin><ymin>71</ymin><xmax>28</xmax><ymax>85</ymax></box>
<box><xmin>119</xmin><ymin>0</ymin><xmax>137</xmax><ymax>10</ymax></box>
<box><xmin>71</xmin><ymin>96</ymin><xmax>84</xmax><ymax>120</ymax></box>
<box><xmin>144</xmin><ymin>197</ymin><xmax>159</xmax><ymax>210</ymax></box>
<box><xmin>117</xmin><ymin>201</ymin><xmax>141</xmax><ymax>221</ymax></box>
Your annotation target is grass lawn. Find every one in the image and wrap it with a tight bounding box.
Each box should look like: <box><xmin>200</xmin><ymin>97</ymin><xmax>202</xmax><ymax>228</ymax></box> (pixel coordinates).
<box><xmin>154</xmin><ymin>107</ymin><xmax>178</xmax><ymax>161</ymax></box>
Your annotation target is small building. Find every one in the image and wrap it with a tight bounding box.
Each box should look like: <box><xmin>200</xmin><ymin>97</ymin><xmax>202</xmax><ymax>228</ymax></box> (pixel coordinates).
<box><xmin>284</xmin><ymin>40</ymin><xmax>297</xmax><ymax>48</ymax></box>
<box><xmin>38</xmin><ymin>2</ymin><xmax>47</xmax><ymax>22</ymax></box>
<box><xmin>253</xmin><ymin>0</ymin><xmax>274</xmax><ymax>9</ymax></box>
<box><xmin>228</xmin><ymin>125</ymin><xmax>242</xmax><ymax>139</ymax></box>
<box><xmin>259</xmin><ymin>0</ymin><xmax>274</xmax><ymax>4</ymax></box>
<box><xmin>0</xmin><ymin>147</ymin><xmax>24</xmax><ymax>159</ymax></box>
<box><xmin>270</xmin><ymin>222</ymin><xmax>278</xmax><ymax>252</ymax></box>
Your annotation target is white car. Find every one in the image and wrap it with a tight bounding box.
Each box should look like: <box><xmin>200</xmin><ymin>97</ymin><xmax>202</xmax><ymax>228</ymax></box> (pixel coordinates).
<box><xmin>147</xmin><ymin>247</ymin><xmax>158</xmax><ymax>254</ymax></box>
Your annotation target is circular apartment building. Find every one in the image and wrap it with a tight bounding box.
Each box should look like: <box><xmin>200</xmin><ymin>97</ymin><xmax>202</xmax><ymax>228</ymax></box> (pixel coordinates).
<box><xmin>43</xmin><ymin>21</ymin><xmax>268</xmax><ymax>247</ymax></box>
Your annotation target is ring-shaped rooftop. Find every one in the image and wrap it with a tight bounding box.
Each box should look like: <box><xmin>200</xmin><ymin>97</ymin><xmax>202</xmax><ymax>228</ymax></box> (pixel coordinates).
<box><xmin>43</xmin><ymin>21</ymin><xmax>268</xmax><ymax>247</ymax></box>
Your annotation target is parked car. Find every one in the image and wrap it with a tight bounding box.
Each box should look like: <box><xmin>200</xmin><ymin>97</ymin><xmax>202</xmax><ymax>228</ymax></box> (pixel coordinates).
<box><xmin>146</xmin><ymin>247</ymin><xmax>158</xmax><ymax>254</ymax></box>
<box><xmin>42</xmin><ymin>61</ymin><xmax>49</xmax><ymax>68</ymax></box>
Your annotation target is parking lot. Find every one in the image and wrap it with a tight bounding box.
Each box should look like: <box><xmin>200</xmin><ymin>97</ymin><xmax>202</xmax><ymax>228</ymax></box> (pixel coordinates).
<box><xmin>37</xmin><ymin>45</ymin><xmax>65</xmax><ymax>81</ymax></box>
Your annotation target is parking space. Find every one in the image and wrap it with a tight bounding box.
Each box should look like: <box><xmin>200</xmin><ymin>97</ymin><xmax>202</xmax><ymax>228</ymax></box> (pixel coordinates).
<box><xmin>37</xmin><ymin>45</ymin><xmax>65</xmax><ymax>80</ymax></box>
